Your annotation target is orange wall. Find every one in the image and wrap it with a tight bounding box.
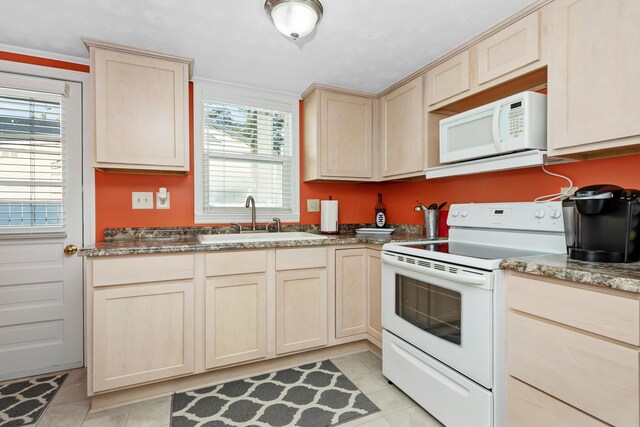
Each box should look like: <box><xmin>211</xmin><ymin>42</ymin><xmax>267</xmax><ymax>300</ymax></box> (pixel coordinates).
<box><xmin>3</xmin><ymin>50</ymin><xmax>638</xmax><ymax>240</ymax></box>
<box><xmin>382</xmin><ymin>156</ymin><xmax>640</xmax><ymax>225</ymax></box>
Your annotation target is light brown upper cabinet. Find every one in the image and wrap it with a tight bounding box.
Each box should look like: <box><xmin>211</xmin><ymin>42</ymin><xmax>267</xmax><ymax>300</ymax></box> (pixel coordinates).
<box><xmin>547</xmin><ymin>0</ymin><xmax>640</xmax><ymax>157</ymax></box>
<box><xmin>84</xmin><ymin>39</ymin><xmax>193</xmax><ymax>173</ymax></box>
<box><xmin>476</xmin><ymin>11</ymin><xmax>542</xmax><ymax>86</ymax></box>
<box><xmin>303</xmin><ymin>88</ymin><xmax>374</xmax><ymax>181</ymax></box>
<box><xmin>379</xmin><ymin>76</ymin><xmax>425</xmax><ymax>179</ymax></box>
<box><xmin>426</xmin><ymin>51</ymin><xmax>470</xmax><ymax>107</ymax></box>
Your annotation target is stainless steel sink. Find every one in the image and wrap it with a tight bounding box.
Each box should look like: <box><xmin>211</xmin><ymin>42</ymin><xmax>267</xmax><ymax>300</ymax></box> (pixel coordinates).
<box><xmin>197</xmin><ymin>231</ymin><xmax>327</xmax><ymax>244</ymax></box>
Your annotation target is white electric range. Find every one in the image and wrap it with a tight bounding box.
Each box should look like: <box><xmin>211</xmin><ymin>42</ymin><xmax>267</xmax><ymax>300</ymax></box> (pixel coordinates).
<box><xmin>381</xmin><ymin>202</ymin><xmax>566</xmax><ymax>427</ymax></box>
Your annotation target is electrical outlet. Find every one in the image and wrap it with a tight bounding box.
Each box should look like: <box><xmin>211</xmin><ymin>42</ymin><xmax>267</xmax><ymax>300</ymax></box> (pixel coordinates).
<box><xmin>156</xmin><ymin>191</ymin><xmax>170</xmax><ymax>209</ymax></box>
<box><xmin>561</xmin><ymin>186</ymin><xmax>579</xmax><ymax>197</ymax></box>
<box><xmin>132</xmin><ymin>192</ymin><xmax>154</xmax><ymax>209</ymax></box>
<box><xmin>307</xmin><ymin>199</ymin><xmax>320</xmax><ymax>212</ymax></box>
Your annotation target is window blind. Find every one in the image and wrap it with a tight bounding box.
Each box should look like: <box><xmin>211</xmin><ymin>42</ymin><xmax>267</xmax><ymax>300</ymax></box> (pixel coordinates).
<box><xmin>202</xmin><ymin>99</ymin><xmax>293</xmax><ymax>214</ymax></box>
<box><xmin>0</xmin><ymin>86</ymin><xmax>64</xmax><ymax>231</ymax></box>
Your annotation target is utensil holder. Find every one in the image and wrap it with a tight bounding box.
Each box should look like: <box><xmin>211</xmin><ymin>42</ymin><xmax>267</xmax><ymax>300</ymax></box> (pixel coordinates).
<box><xmin>425</xmin><ymin>209</ymin><xmax>439</xmax><ymax>239</ymax></box>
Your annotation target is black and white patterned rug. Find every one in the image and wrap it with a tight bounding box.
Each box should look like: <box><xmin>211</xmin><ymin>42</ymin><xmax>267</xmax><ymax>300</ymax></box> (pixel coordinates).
<box><xmin>171</xmin><ymin>360</ymin><xmax>379</xmax><ymax>427</ymax></box>
<box><xmin>0</xmin><ymin>373</ymin><xmax>67</xmax><ymax>427</ymax></box>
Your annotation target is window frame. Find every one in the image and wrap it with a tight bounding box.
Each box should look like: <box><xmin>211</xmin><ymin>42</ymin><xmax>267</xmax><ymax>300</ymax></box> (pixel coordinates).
<box><xmin>194</xmin><ymin>80</ymin><xmax>300</xmax><ymax>224</ymax></box>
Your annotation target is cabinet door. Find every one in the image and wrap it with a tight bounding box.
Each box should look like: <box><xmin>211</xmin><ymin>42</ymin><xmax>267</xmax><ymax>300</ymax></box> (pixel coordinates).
<box><xmin>320</xmin><ymin>91</ymin><xmax>373</xmax><ymax>179</ymax></box>
<box><xmin>367</xmin><ymin>249</ymin><xmax>382</xmax><ymax>342</ymax></box>
<box><xmin>335</xmin><ymin>249</ymin><xmax>367</xmax><ymax>338</ymax></box>
<box><xmin>205</xmin><ymin>274</ymin><xmax>267</xmax><ymax>369</ymax></box>
<box><xmin>476</xmin><ymin>12</ymin><xmax>541</xmax><ymax>85</ymax></box>
<box><xmin>93</xmin><ymin>48</ymin><xmax>189</xmax><ymax>171</ymax></box>
<box><xmin>92</xmin><ymin>281</ymin><xmax>194</xmax><ymax>392</ymax></box>
<box><xmin>426</xmin><ymin>51</ymin><xmax>470</xmax><ymax>106</ymax></box>
<box><xmin>276</xmin><ymin>268</ymin><xmax>328</xmax><ymax>354</ymax></box>
<box><xmin>548</xmin><ymin>0</ymin><xmax>640</xmax><ymax>153</ymax></box>
<box><xmin>380</xmin><ymin>76</ymin><xmax>425</xmax><ymax>178</ymax></box>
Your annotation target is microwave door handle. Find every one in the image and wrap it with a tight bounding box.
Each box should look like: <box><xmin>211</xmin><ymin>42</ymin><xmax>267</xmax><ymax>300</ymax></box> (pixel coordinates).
<box><xmin>491</xmin><ymin>104</ymin><xmax>501</xmax><ymax>152</ymax></box>
<box><xmin>382</xmin><ymin>253</ymin><xmax>488</xmax><ymax>287</ymax></box>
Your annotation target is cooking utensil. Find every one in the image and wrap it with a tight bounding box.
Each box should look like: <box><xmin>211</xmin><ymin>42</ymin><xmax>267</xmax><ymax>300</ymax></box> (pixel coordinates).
<box><xmin>437</xmin><ymin>201</ymin><xmax>447</xmax><ymax>210</ymax></box>
<box><xmin>428</xmin><ymin>203</ymin><xmax>438</xmax><ymax>210</ymax></box>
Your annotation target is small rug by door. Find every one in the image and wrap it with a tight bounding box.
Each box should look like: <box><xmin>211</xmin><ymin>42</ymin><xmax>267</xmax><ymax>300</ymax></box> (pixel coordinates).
<box><xmin>0</xmin><ymin>373</ymin><xmax>67</xmax><ymax>427</ymax></box>
<box><xmin>171</xmin><ymin>360</ymin><xmax>379</xmax><ymax>427</ymax></box>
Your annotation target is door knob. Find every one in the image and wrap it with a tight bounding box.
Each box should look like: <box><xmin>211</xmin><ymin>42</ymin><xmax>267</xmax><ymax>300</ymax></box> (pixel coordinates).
<box><xmin>64</xmin><ymin>244</ymin><xmax>78</xmax><ymax>255</ymax></box>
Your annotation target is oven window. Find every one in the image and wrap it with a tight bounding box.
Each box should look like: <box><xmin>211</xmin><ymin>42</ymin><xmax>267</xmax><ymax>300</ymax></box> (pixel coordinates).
<box><xmin>396</xmin><ymin>275</ymin><xmax>462</xmax><ymax>345</ymax></box>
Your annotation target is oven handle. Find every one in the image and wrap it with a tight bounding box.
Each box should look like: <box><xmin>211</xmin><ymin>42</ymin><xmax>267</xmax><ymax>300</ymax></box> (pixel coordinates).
<box><xmin>382</xmin><ymin>253</ymin><xmax>488</xmax><ymax>287</ymax></box>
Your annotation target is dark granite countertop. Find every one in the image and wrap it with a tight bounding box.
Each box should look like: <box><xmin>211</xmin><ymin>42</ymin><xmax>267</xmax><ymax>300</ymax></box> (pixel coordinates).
<box><xmin>79</xmin><ymin>224</ymin><xmax>431</xmax><ymax>257</ymax></box>
<box><xmin>501</xmin><ymin>254</ymin><xmax>640</xmax><ymax>294</ymax></box>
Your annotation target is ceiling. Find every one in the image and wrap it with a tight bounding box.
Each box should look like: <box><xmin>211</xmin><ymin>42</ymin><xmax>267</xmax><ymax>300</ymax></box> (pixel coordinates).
<box><xmin>3</xmin><ymin>0</ymin><xmax>537</xmax><ymax>95</ymax></box>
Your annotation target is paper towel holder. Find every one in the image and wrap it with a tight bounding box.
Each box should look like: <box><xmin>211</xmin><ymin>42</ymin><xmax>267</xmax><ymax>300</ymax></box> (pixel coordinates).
<box><xmin>320</xmin><ymin>195</ymin><xmax>340</xmax><ymax>235</ymax></box>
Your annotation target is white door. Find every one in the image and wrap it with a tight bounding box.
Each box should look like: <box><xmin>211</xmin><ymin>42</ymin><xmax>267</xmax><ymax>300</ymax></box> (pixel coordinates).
<box><xmin>0</xmin><ymin>72</ymin><xmax>84</xmax><ymax>380</ymax></box>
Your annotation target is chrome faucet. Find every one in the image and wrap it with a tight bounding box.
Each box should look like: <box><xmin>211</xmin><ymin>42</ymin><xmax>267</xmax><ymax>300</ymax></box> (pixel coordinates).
<box><xmin>245</xmin><ymin>195</ymin><xmax>257</xmax><ymax>231</ymax></box>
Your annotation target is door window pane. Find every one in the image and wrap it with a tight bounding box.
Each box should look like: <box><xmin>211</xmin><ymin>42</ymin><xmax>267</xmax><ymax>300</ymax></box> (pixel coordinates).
<box><xmin>0</xmin><ymin>87</ymin><xmax>63</xmax><ymax>230</ymax></box>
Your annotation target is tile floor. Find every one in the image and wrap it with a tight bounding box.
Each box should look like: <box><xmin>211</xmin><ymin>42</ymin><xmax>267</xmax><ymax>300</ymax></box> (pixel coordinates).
<box><xmin>27</xmin><ymin>351</ymin><xmax>443</xmax><ymax>426</ymax></box>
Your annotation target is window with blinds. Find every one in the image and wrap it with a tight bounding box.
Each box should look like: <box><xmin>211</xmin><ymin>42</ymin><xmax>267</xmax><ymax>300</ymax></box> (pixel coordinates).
<box><xmin>199</xmin><ymin>94</ymin><xmax>297</xmax><ymax>220</ymax></box>
<box><xmin>0</xmin><ymin>87</ymin><xmax>64</xmax><ymax>231</ymax></box>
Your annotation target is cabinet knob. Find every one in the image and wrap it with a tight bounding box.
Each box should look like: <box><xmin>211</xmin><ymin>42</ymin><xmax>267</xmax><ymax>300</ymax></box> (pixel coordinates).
<box><xmin>64</xmin><ymin>244</ymin><xmax>78</xmax><ymax>255</ymax></box>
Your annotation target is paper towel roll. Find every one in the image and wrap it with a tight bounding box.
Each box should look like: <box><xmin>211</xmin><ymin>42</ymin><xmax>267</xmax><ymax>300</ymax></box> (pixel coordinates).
<box><xmin>321</xmin><ymin>200</ymin><xmax>339</xmax><ymax>233</ymax></box>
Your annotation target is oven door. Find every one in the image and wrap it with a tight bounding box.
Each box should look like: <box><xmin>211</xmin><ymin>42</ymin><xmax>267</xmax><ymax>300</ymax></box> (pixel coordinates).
<box><xmin>381</xmin><ymin>251</ymin><xmax>494</xmax><ymax>388</ymax></box>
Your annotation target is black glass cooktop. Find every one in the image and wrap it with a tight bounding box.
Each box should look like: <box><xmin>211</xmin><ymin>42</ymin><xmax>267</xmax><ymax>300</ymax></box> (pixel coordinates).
<box><xmin>405</xmin><ymin>242</ymin><xmax>551</xmax><ymax>260</ymax></box>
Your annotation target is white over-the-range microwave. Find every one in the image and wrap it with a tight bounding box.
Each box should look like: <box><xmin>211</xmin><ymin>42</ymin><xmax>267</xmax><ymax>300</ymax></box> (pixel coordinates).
<box><xmin>439</xmin><ymin>91</ymin><xmax>547</xmax><ymax>164</ymax></box>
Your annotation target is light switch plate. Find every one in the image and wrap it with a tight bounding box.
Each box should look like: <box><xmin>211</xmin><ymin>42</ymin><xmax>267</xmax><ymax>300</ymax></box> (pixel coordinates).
<box><xmin>132</xmin><ymin>192</ymin><xmax>154</xmax><ymax>209</ymax></box>
<box><xmin>156</xmin><ymin>192</ymin><xmax>170</xmax><ymax>209</ymax></box>
<box><xmin>307</xmin><ymin>199</ymin><xmax>320</xmax><ymax>212</ymax></box>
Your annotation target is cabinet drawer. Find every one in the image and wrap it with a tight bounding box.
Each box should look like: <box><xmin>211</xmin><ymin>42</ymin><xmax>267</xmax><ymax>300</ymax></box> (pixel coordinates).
<box><xmin>92</xmin><ymin>254</ymin><xmax>194</xmax><ymax>287</ymax></box>
<box><xmin>508</xmin><ymin>312</ymin><xmax>640</xmax><ymax>427</ymax></box>
<box><xmin>476</xmin><ymin>12</ymin><xmax>541</xmax><ymax>85</ymax></box>
<box><xmin>507</xmin><ymin>377</ymin><xmax>607</xmax><ymax>427</ymax></box>
<box><xmin>508</xmin><ymin>273</ymin><xmax>640</xmax><ymax>345</ymax></box>
<box><xmin>275</xmin><ymin>247</ymin><xmax>327</xmax><ymax>271</ymax></box>
<box><xmin>205</xmin><ymin>250</ymin><xmax>267</xmax><ymax>276</ymax></box>
<box><xmin>426</xmin><ymin>51</ymin><xmax>470</xmax><ymax>106</ymax></box>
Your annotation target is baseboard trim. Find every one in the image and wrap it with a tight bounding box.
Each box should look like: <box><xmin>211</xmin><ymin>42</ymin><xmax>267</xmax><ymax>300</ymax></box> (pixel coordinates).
<box><xmin>89</xmin><ymin>340</ymin><xmax>377</xmax><ymax>413</ymax></box>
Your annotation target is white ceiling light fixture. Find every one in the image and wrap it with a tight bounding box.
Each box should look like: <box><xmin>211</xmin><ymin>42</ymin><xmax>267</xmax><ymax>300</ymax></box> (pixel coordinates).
<box><xmin>264</xmin><ymin>0</ymin><xmax>324</xmax><ymax>40</ymax></box>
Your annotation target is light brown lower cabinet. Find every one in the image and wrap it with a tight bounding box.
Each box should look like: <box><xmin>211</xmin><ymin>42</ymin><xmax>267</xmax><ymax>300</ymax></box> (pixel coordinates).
<box><xmin>335</xmin><ymin>248</ymin><xmax>368</xmax><ymax>338</ymax></box>
<box><xmin>335</xmin><ymin>248</ymin><xmax>383</xmax><ymax>343</ymax></box>
<box><xmin>92</xmin><ymin>281</ymin><xmax>195</xmax><ymax>392</ymax></box>
<box><xmin>205</xmin><ymin>274</ymin><xmax>267</xmax><ymax>369</ymax></box>
<box><xmin>506</xmin><ymin>271</ymin><xmax>640</xmax><ymax>427</ymax></box>
<box><xmin>276</xmin><ymin>268</ymin><xmax>328</xmax><ymax>354</ymax></box>
<box><xmin>87</xmin><ymin>246</ymin><xmax>385</xmax><ymax>395</ymax></box>
<box><xmin>366</xmin><ymin>249</ymin><xmax>382</xmax><ymax>342</ymax></box>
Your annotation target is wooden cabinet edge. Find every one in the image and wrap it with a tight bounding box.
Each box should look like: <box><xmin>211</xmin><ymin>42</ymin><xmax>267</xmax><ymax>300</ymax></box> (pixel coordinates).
<box><xmin>548</xmin><ymin>136</ymin><xmax>640</xmax><ymax>159</ymax></box>
<box><xmin>83</xmin><ymin>38</ymin><xmax>194</xmax><ymax>76</ymax></box>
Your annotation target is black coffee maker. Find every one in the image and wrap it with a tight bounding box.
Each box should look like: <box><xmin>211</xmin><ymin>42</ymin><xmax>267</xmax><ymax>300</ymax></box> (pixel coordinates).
<box><xmin>562</xmin><ymin>184</ymin><xmax>640</xmax><ymax>263</ymax></box>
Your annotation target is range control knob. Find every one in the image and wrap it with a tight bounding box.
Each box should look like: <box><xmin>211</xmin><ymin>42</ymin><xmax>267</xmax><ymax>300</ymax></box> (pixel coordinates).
<box><xmin>534</xmin><ymin>208</ymin><xmax>546</xmax><ymax>219</ymax></box>
<box><xmin>460</xmin><ymin>209</ymin><xmax>469</xmax><ymax>217</ymax></box>
<box><xmin>451</xmin><ymin>209</ymin><xmax>459</xmax><ymax>217</ymax></box>
<box><xmin>549</xmin><ymin>208</ymin><xmax>562</xmax><ymax>219</ymax></box>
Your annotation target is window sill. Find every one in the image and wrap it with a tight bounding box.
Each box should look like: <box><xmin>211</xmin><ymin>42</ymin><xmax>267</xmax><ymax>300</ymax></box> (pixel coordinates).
<box><xmin>195</xmin><ymin>213</ymin><xmax>300</xmax><ymax>225</ymax></box>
